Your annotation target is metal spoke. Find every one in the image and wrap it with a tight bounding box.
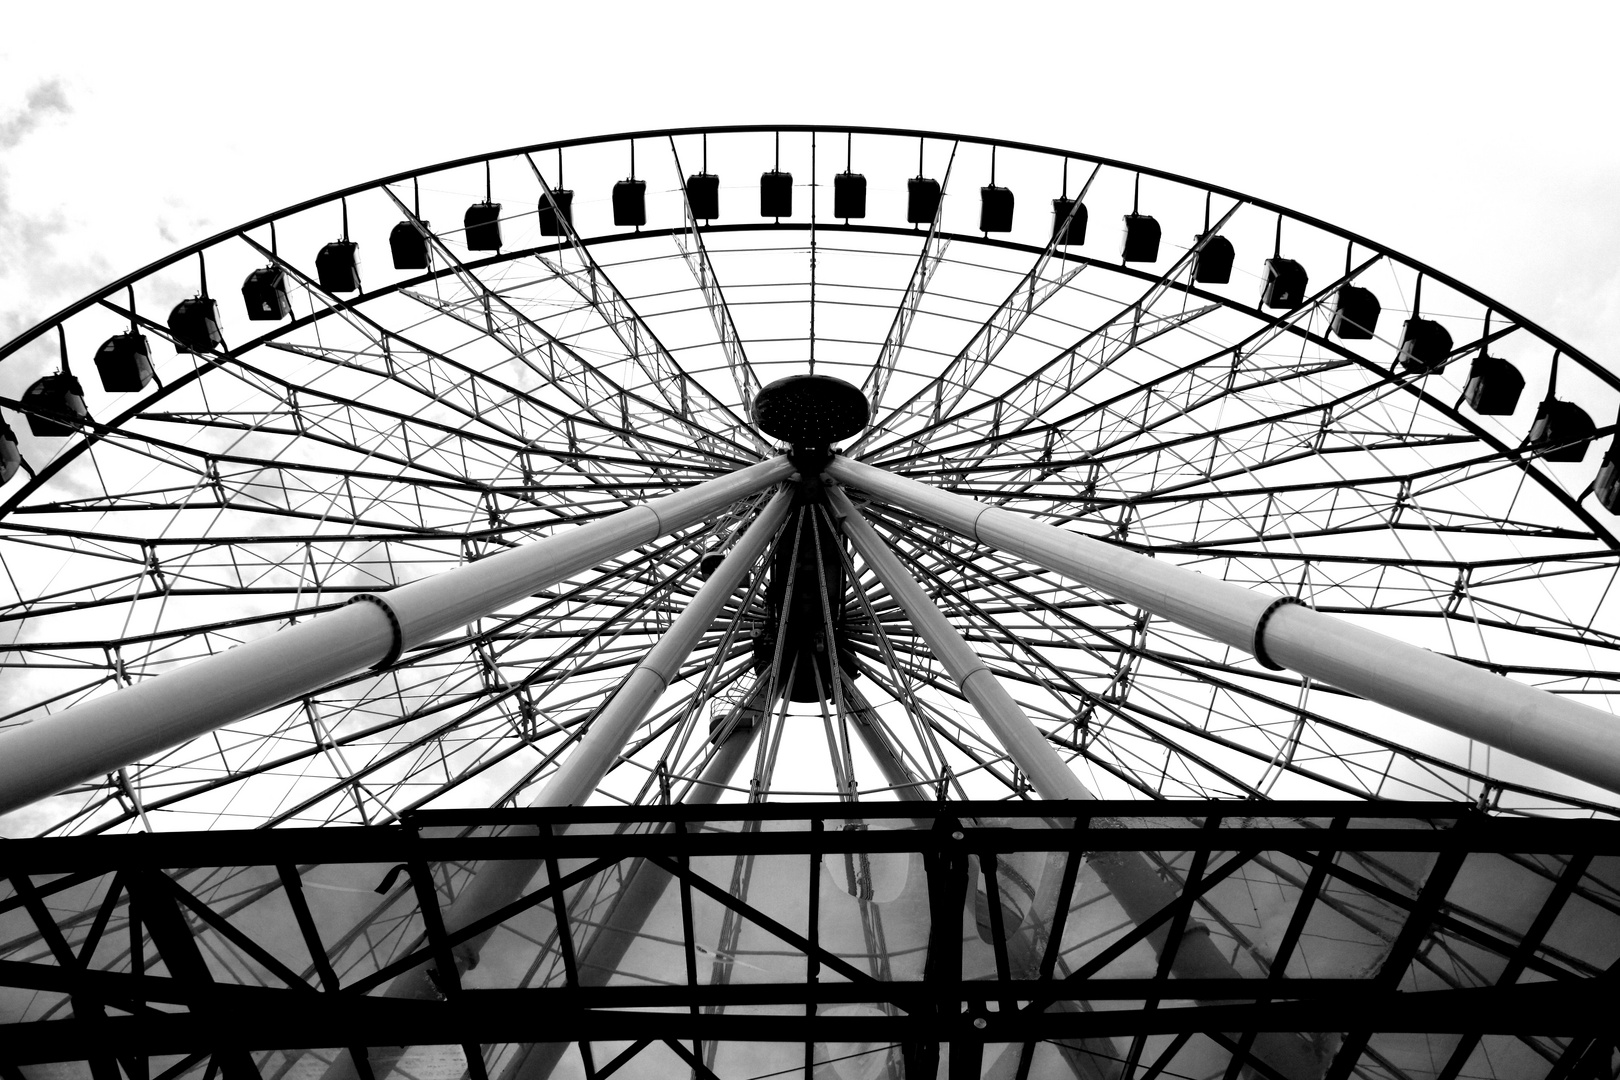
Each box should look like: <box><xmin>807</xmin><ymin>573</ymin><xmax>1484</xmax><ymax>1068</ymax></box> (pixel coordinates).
<box><xmin>858</xmin><ymin>140</ymin><xmax>958</xmax><ymax>420</ymax></box>
<box><xmin>523</xmin><ymin>153</ymin><xmax>761</xmax><ymax>455</ymax></box>
<box><xmin>668</xmin><ymin>136</ymin><xmax>765</xmax><ymax>418</ymax></box>
<box><xmin>862</xmin><ymin>196</ymin><xmax>1248</xmax><ymax>464</ymax></box>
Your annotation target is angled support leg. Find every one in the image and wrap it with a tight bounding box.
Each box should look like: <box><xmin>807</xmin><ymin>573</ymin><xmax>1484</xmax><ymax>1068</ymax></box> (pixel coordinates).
<box><xmin>0</xmin><ymin>457</ymin><xmax>793</xmax><ymax>816</ymax></box>
<box><xmin>827</xmin><ymin>454</ymin><xmax>1620</xmax><ymax>797</ymax></box>
<box><xmin>826</xmin><ymin>483</ymin><xmax>1325</xmax><ymax>1080</ymax></box>
<box><xmin>319</xmin><ymin>487</ymin><xmax>794</xmax><ymax>1080</ymax></box>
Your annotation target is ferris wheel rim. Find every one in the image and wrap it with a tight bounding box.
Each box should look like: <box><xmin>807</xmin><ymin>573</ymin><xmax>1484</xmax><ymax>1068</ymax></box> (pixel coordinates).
<box><xmin>2</xmin><ymin>124</ymin><xmax>1618</xmax><ymax>833</ymax></box>
<box><xmin>6</xmin><ymin>219</ymin><xmax>1612</xmax><ymax>549</ymax></box>
<box><xmin>2</xmin><ymin>122</ymin><xmax>1611</xmax><ymax>398</ymax></box>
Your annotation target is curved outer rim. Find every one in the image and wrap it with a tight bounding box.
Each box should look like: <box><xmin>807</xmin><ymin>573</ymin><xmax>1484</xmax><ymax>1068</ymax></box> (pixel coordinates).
<box><xmin>3</xmin><ymin>122</ymin><xmax>1611</xmax><ymax>398</ymax></box>
<box><xmin>5</xmin><ymin>217</ymin><xmax>1614</xmax><ymax>550</ymax></box>
<box><xmin>0</xmin><ymin>124</ymin><xmax>1616</xmax><ymax>825</ymax></box>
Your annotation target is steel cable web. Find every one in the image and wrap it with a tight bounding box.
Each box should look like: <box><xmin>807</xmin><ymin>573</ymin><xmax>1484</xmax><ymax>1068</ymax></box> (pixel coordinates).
<box><xmin>2</xmin><ymin>124</ymin><xmax>1618</xmax><ymax>1080</ymax></box>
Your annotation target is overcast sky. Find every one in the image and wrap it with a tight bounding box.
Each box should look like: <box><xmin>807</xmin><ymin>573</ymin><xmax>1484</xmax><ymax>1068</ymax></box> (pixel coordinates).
<box><xmin>3</xmin><ymin>2</ymin><xmax>1616</xmax><ymax>368</ymax></box>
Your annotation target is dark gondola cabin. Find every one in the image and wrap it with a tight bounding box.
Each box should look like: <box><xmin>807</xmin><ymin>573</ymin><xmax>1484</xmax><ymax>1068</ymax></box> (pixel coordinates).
<box><xmin>1052</xmin><ymin>197</ymin><xmax>1086</xmax><ymax>245</ymax></box>
<box><xmin>1193</xmin><ymin>235</ymin><xmax>1234</xmax><ymax>284</ymax></box>
<box><xmin>316</xmin><ymin>241</ymin><xmax>360</xmax><ymax>293</ymax></box>
<box><xmin>242</xmin><ymin>267</ymin><xmax>291</xmax><ymax>321</ymax></box>
<box><xmin>1597</xmin><ymin>443</ymin><xmax>1620</xmax><ymax>514</ymax></box>
<box><xmin>760</xmin><ymin>170</ymin><xmax>792</xmax><ymax>218</ymax></box>
<box><xmin>1464</xmin><ymin>355</ymin><xmax>1524</xmax><ymax>416</ymax></box>
<box><xmin>464</xmin><ymin>202</ymin><xmax>502</xmax><ymax>251</ymax></box>
<box><xmin>833</xmin><ymin>172</ymin><xmax>866</xmax><ymax>220</ymax></box>
<box><xmin>1397</xmin><ymin>317</ymin><xmax>1454</xmax><ymax>375</ymax></box>
<box><xmin>22</xmin><ymin>374</ymin><xmax>87</xmax><ymax>438</ymax></box>
<box><xmin>1261</xmin><ymin>257</ymin><xmax>1308</xmax><ymax>309</ymax></box>
<box><xmin>1527</xmin><ymin>399</ymin><xmax>1595</xmax><ymax>462</ymax></box>
<box><xmin>613</xmin><ymin>180</ymin><xmax>647</xmax><ymax>227</ymax></box>
<box><xmin>538</xmin><ymin>190</ymin><xmax>574</xmax><ymax>236</ymax></box>
<box><xmin>94</xmin><ymin>332</ymin><xmax>154</xmax><ymax>393</ymax></box>
<box><xmin>685</xmin><ymin>173</ymin><xmax>720</xmax><ymax>220</ymax></box>
<box><xmin>979</xmin><ymin>185</ymin><xmax>1014</xmax><ymax>233</ymax></box>
<box><xmin>907</xmin><ymin>177</ymin><xmax>941</xmax><ymax>224</ymax></box>
<box><xmin>1332</xmin><ymin>285</ymin><xmax>1380</xmax><ymax>339</ymax></box>
<box><xmin>168</xmin><ymin>298</ymin><xmax>222</xmax><ymax>354</ymax></box>
<box><xmin>389</xmin><ymin>221</ymin><xmax>431</xmax><ymax>270</ymax></box>
<box><xmin>1122</xmin><ymin>213</ymin><xmax>1161</xmax><ymax>262</ymax></box>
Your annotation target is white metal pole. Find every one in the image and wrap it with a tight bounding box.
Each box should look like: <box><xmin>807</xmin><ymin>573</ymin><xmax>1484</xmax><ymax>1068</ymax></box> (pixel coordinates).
<box><xmin>0</xmin><ymin>457</ymin><xmax>793</xmax><ymax>817</ymax></box>
<box><xmin>843</xmin><ymin>685</ymin><xmax>1119</xmax><ymax>1080</ymax></box>
<box><xmin>500</xmin><ymin>686</ymin><xmax>770</xmax><ymax>1080</ymax></box>
<box><xmin>320</xmin><ymin>490</ymin><xmax>793</xmax><ymax>1080</ymax></box>
<box><xmin>324</xmin><ymin>716</ymin><xmax>773</xmax><ymax>1080</ymax></box>
<box><xmin>826</xmin><ymin>485</ymin><xmax>1325</xmax><ymax>1080</ymax></box>
<box><xmin>843</xmin><ymin>682</ymin><xmax>929</xmax><ymax>803</ymax></box>
<box><xmin>827</xmin><ymin>454</ymin><xmax>1620</xmax><ymax>796</ymax></box>
<box><xmin>402</xmin><ymin>485</ymin><xmax>790</xmax><ymax>963</ymax></box>
<box><xmin>527</xmin><ymin>487</ymin><xmax>791</xmax><ymax>809</ymax></box>
<box><xmin>827</xmin><ymin>485</ymin><xmax>1097</xmax><ymax>803</ymax></box>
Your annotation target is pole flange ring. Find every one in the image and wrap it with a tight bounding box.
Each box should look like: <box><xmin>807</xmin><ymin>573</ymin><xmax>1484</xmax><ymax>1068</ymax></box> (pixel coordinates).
<box><xmin>1253</xmin><ymin>596</ymin><xmax>1309</xmax><ymax>671</ymax></box>
<box><xmin>349</xmin><ymin>593</ymin><xmax>405</xmax><ymax>670</ymax></box>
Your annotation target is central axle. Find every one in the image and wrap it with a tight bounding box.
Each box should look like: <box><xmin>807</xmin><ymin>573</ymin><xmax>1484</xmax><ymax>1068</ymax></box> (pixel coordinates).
<box><xmin>750</xmin><ymin>374</ymin><xmax>871</xmax><ymax>702</ymax></box>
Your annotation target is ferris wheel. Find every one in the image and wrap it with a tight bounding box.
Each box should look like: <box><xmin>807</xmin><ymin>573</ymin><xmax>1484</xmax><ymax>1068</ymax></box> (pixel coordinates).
<box><xmin>2</xmin><ymin>124</ymin><xmax>1619</xmax><ymax>837</ymax></box>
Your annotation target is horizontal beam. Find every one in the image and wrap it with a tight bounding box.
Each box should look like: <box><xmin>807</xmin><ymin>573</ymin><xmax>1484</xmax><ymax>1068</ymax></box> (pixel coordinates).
<box><xmin>827</xmin><ymin>455</ymin><xmax>1620</xmax><ymax>796</ymax></box>
<box><xmin>0</xmin><ymin>961</ymin><xmax>1573</xmax><ymax>1011</ymax></box>
<box><xmin>8</xmin><ymin>807</ymin><xmax>1616</xmax><ymax>878</ymax></box>
<box><xmin>2</xmin><ymin>980</ymin><xmax>1609</xmax><ymax>1064</ymax></box>
<box><xmin>0</xmin><ymin>457</ymin><xmax>792</xmax><ymax>817</ymax></box>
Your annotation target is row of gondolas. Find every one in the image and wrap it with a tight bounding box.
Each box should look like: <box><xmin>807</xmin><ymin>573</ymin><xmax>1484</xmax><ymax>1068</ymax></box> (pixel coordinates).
<box><xmin>5</xmin><ymin>167</ymin><xmax>1617</xmax><ymax>512</ymax></box>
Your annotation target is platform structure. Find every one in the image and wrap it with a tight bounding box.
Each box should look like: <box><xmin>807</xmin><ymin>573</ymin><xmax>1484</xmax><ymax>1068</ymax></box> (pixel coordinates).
<box><xmin>4</xmin><ymin>127</ymin><xmax>1620</xmax><ymax>1080</ymax></box>
<box><xmin>5</xmin><ymin>802</ymin><xmax>1619</xmax><ymax>1080</ymax></box>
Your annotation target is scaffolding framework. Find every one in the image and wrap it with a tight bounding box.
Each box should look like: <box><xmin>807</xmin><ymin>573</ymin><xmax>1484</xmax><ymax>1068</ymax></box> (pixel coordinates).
<box><xmin>4</xmin><ymin>802</ymin><xmax>1617</xmax><ymax>1080</ymax></box>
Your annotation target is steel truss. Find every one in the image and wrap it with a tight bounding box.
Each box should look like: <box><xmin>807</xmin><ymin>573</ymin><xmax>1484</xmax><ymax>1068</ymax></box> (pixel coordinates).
<box><xmin>3</xmin><ymin>802</ymin><xmax>1617</xmax><ymax>1080</ymax></box>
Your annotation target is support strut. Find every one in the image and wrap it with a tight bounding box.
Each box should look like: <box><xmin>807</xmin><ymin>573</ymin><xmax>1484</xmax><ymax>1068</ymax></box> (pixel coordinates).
<box><xmin>844</xmin><ymin>682</ymin><xmax>1121</xmax><ymax>1080</ymax></box>
<box><xmin>316</xmin><ymin>487</ymin><xmax>793</xmax><ymax>1080</ymax></box>
<box><xmin>0</xmin><ymin>457</ymin><xmax>793</xmax><ymax>816</ymax></box>
<box><xmin>827</xmin><ymin>484</ymin><xmax>1326</xmax><ymax>1080</ymax></box>
<box><xmin>498</xmin><ymin>684</ymin><xmax>774</xmax><ymax>1080</ymax></box>
<box><xmin>827</xmin><ymin>454</ymin><xmax>1620</xmax><ymax>797</ymax></box>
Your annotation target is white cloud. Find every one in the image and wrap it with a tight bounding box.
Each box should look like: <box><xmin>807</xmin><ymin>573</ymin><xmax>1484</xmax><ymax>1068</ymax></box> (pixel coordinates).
<box><xmin>0</xmin><ymin>79</ymin><xmax>109</xmax><ymax>345</ymax></box>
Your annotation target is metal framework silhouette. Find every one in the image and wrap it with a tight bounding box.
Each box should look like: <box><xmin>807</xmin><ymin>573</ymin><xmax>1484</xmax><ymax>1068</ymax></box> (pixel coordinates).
<box><xmin>2</xmin><ymin>126</ymin><xmax>1618</xmax><ymax>1080</ymax></box>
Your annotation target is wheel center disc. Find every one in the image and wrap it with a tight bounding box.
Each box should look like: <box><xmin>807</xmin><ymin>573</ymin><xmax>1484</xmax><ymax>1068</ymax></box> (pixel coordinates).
<box><xmin>751</xmin><ymin>374</ymin><xmax>870</xmax><ymax>451</ymax></box>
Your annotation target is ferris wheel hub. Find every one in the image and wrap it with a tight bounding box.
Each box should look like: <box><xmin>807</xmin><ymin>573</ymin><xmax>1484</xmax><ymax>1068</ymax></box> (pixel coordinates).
<box><xmin>752</xmin><ymin>373</ymin><xmax>870</xmax><ymax>451</ymax></box>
